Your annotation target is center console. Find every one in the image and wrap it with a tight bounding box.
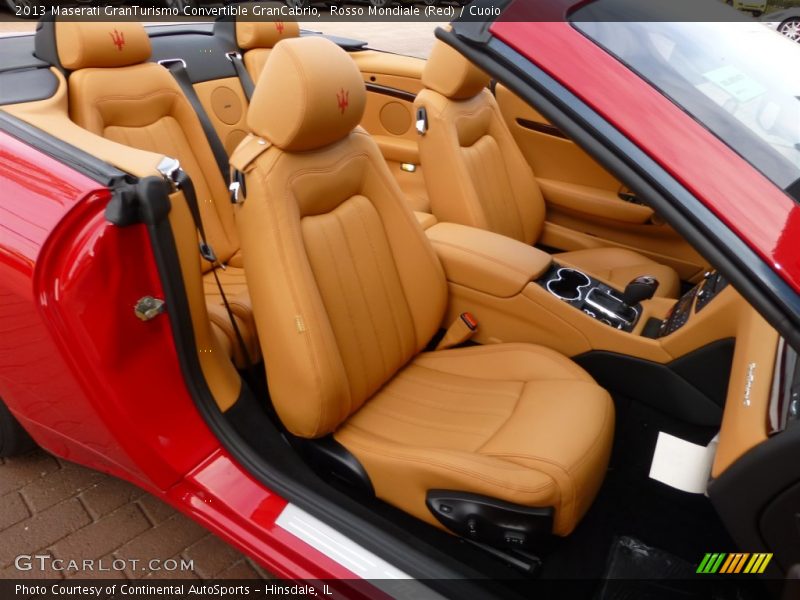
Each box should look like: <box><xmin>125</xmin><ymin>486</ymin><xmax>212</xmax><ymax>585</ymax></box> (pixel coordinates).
<box><xmin>536</xmin><ymin>265</ymin><xmax>641</xmax><ymax>332</ymax></box>
<box><xmin>425</xmin><ymin>222</ymin><xmax>738</xmax><ymax>365</ymax></box>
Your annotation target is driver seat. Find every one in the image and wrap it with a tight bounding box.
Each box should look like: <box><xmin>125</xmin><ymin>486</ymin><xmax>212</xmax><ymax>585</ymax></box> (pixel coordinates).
<box><xmin>231</xmin><ymin>36</ymin><xmax>614</xmax><ymax>540</ymax></box>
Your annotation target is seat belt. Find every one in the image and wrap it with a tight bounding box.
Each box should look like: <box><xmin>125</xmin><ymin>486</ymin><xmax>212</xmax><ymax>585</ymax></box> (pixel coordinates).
<box><xmin>435</xmin><ymin>312</ymin><xmax>478</xmax><ymax>351</ymax></box>
<box><xmin>226</xmin><ymin>51</ymin><xmax>255</xmax><ymax>102</ymax></box>
<box><xmin>158</xmin><ymin>158</ymin><xmax>256</xmax><ymax>375</ymax></box>
<box><xmin>160</xmin><ymin>59</ymin><xmax>231</xmax><ymax>186</ymax></box>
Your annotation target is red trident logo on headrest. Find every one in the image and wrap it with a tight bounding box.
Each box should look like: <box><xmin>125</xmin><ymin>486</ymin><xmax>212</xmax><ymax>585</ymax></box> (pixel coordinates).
<box><xmin>336</xmin><ymin>88</ymin><xmax>349</xmax><ymax>115</ymax></box>
<box><xmin>109</xmin><ymin>29</ymin><xmax>125</xmax><ymax>51</ymax></box>
<box><xmin>275</xmin><ymin>22</ymin><xmax>285</xmax><ymax>34</ymax></box>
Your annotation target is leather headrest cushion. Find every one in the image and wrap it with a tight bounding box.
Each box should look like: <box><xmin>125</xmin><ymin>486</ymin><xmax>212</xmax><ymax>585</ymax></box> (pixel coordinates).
<box><xmin>56</xmin><ymin>21</ymin><xmax>151</xmax><ymax>70</ymax></box>
<box><xmin>236</xmin><ymin>19</ymin><xmax>300</xmax><ymax>50</ymax></box>
<box><xmin>247</xmin><ymin>37</ymin><xmax>366</xmax><ymax>152</ymax></box>
<box><xmin>422</xmin><ymin>40</ymin><xmax>490</xmax><ymax>100</ymax></box>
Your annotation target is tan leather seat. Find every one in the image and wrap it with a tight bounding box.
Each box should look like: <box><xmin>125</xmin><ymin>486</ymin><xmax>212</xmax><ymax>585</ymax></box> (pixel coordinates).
<box><xmin>58</xmin><ymin>21</ymin><xmax>259</xmax><ymax>365</ymax></box>
<box><xmin>415</xmin><ymin>41</ymin><xmax>680</xmax><ymax>297</ymax></box>
<box><xmin>231</xmin><ymin>36</ymin><xmax>615</xmax><ymax>537</ymax></box>
<box><xmin>235</xmin><ymin>20</ymin><xmax>300</xmax><ymax>82</ymax></box>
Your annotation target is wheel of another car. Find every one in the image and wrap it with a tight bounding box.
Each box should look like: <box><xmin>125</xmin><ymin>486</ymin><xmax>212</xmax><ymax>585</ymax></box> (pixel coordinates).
<box><xmin>3</xmin><ymin>0</ymin><xmax>41</xmax><ymax>18</ymax></box>
<box><xmin>423</xmin><ymin>0</ymin><xmax>440</xmax><ymax>5</ymax></box>
<box><xmin>0</xmin><ymin>399</ymin><xmax>35</xmax><ymax>458</ymax></box>
<box><xmin>778</xmin><ymin>18</ymin><xmax>800</xmax><ymax>43</ymax></box>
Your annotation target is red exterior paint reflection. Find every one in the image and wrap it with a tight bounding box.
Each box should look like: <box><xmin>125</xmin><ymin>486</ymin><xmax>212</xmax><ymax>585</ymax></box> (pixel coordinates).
<box><xmin>491</xmin><ymin>15</ymin><xmax>800</xmax><ymax>294</ymax></box>
<box><xmin>0</xmin><ymin>131</ymin><xmax>217</xmax><ymax>488</ymax></box>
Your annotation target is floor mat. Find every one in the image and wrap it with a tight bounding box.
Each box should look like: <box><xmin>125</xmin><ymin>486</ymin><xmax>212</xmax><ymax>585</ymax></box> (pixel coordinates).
<box><xmin>597</xmin><ymin>536</ymin><xmax>765</xmax><ymax>600</ymax></box>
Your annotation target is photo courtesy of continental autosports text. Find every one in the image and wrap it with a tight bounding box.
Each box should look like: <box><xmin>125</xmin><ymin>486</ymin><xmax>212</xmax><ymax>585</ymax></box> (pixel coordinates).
<box><xmin>0</xmin><ymin>0</ymin><xmax>799</xmax><ymax>598</ymax></box>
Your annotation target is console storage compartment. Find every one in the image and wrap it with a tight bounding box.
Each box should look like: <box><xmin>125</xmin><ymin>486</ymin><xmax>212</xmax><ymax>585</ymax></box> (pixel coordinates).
<box><xmin>426</xmin><ymin>223</ymin><xmax>552</xmax><ymax>298</ymax></box>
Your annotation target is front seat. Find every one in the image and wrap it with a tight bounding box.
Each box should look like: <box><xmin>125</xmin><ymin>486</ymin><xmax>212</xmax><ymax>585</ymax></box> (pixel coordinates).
<box><xmin>56</xmin><ymin>21</ymin><xmax>259</xmax><ymax>366</ymax></box>
<box><xmin>415</xmin><ymin>41</ymin><xmax>680</xmax><ymax>298</ymax></box>
<box><xmin>231</xmin><ymin>36</ymin><xmax>615</xmax><ymax>539</ymax></box>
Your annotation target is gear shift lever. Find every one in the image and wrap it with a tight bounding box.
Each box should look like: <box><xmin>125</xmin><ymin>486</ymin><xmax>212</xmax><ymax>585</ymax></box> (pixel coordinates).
<box><xmin>623</xmin><ymin>276</ymin><xmax>659</xmax><ymax>306</ymax></box>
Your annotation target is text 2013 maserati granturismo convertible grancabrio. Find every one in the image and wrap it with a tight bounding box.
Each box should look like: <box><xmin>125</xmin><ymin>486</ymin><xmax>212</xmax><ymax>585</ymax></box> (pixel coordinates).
<box><xmin>1</xmin><ymin>0</ymin><xmax>799</xmax><ymax>597</ymax></box>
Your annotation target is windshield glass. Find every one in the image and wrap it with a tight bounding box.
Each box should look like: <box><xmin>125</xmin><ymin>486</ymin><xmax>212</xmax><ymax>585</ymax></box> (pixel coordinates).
<box><xmin>574</xmin><ymin>15</ymin><xmax>800</xmax><ymax>193</ymax></box>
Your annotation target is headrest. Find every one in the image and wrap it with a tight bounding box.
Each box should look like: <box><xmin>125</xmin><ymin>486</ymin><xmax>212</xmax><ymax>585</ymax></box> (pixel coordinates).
<box><xmin>422</xmin><ymin>41</ymin><xmax>490</xmax><ymax>100</ymax></box>
<box><xmin>236</xmin><ymin>19</ymin><xmax>300</xmax><ymax>50</ymax></box>
<box><xmin>56</xmin><ymin>21</ymin><xmax>151</xmax><ymax>70</ymax></box>
<box><xmin>247</xmin><ymin>37</ymin><xmax>366</xmax><ymax>152</ymax></box>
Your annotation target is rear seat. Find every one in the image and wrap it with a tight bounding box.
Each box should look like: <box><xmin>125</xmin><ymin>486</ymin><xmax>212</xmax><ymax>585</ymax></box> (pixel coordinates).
<box><xmin>55</xmin><ymin>21</ymin><xmax>259</xmax><ymax>366</ymax></box>
<box><xmin>234</xmin><ymin>20</ymin><xmax>300</xmax><ymax>82</ymax></box>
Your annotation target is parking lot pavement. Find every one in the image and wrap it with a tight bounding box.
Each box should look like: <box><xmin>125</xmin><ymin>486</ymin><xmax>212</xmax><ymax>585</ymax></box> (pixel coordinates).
<box><xmin>0</xmin><ymin>18</ymin><xmax>436</xmax><ymax>582</ymax></box>
<box><xmin>0</xmin><ymin>450</ymin><xmax>271</xmax><ymax>580</ymax></box>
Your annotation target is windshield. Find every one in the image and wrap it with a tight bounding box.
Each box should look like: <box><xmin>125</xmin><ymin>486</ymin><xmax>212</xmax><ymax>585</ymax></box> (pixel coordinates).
<box><xmin>574</xmin><ymin>16</ymin><xmax>800</xmax><ymax>194</ymax></box>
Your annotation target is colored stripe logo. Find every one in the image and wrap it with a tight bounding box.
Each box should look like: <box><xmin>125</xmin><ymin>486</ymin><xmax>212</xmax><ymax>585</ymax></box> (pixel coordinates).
<box><xmin>697</xmin><ymin>553</ymin><xmax>772</xmax><ymax>574</ymax></box>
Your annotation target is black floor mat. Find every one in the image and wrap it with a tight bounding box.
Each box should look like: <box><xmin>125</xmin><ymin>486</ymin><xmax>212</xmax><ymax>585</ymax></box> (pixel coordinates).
<box><xmin>597</xmin><ymin>536</ymin><xmax>766</xmax><ymax>600</ymax></box>
<box><xmin>540</xmin><ymin>395</ymin><xmax>734</xmax><ymax>581</ymax></box>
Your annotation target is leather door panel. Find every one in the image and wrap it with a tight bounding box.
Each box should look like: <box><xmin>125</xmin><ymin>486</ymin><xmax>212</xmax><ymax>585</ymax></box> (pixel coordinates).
<box><xmin>495</xmin><ymin>84</ymin><xmax>709</xmax><ymax>281</ymax></box>
<box><xmin>352</xmin><ymin>51</ymin><xmax>429</xmax><ymax>212</ymax></box>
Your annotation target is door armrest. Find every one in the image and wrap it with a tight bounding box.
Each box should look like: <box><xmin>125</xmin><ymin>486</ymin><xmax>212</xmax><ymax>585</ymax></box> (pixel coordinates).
<box><xmin>539</xmin><ymin>178</ymin><xmax>653</xmax><ymax>224</ymax></box>
<box><xmin>374</xmin><ymin>135</ymin><xmax>419</xmax><ymax>164</ymax></box>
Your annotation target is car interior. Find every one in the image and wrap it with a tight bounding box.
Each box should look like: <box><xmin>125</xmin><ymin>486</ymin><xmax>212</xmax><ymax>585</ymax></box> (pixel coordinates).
<box><xmin>0</xmin><ymin>14</ymin><xmax>793</xmax><ymax>592</ymax></box>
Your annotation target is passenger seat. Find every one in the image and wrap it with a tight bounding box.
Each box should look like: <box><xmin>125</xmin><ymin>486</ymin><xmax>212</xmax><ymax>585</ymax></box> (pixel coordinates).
<box><xmin>55</xmin><ymin>21</ymin><xmax>259</xmax><ymax>365</ymax></box>
<box><xmin>231</xmin><ymin>36</ymin><xmax>614</xmax><ymax>540</ymax></box>
<box><xmin>414</xmin><ymin>41</ymin><xmax>680</xmax><ymax>297</ymax></box>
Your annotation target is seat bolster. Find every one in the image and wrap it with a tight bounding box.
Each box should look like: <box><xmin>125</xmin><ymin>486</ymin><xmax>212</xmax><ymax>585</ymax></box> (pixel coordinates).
<box><xmin>334</xmin><ymin>429</ymin><xmax>561</xmax><ymax>526</ymax></box>
<box><xmin>206</xmin><ymin>302</ymin><xmax>261</xmax><ymax>367</ymax></box>
<box><xmin>479</xmin><ymin>379</ymin><xmax>614</xmax><ymax>535</ymax></box>
<box><xmin>415</xmin><ymin>89</ymin><xmax>491</xmax><ymax>233</ymax></box>
<box><xmin>556</xmin><ymin>248</ymin><xmax>680</xmax><ymax>297</ymax></box>
<box><xmin>243</xmin><ymin>48</ymin><xmax>270</xmax><ymax>82</ymax></box>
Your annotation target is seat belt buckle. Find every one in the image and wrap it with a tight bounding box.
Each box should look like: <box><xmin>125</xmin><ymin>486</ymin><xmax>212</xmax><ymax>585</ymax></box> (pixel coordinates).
<box><xmin>460</xmin><ymin>312</ymin><xmax>478</xmax><ymax>332</ymax></box>
<box><xmin>436</xmin><ymin>312</ymin><xmax>478</xmax><ymax>351</ymax></box>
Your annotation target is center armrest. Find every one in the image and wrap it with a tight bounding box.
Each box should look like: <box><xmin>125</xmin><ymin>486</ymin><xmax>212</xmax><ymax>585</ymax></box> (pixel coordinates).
<box><xmin>426</xmin><ymin>223</ymin><xmax>553</xmax><ymax>297</ymax></box>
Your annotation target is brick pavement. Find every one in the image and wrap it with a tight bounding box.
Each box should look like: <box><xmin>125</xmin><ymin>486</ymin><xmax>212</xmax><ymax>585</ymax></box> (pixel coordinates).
<box><xmin>0</xmin><ymin>451</ymin><xmax>269</xmax><ymax>580</ymax></box>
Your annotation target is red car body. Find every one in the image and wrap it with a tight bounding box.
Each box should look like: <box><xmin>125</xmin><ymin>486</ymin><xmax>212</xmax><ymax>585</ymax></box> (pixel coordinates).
<box><xmin>1</xmin><ymin>2</ymin><xmax>799</xmax><ymax>590</ymax></box>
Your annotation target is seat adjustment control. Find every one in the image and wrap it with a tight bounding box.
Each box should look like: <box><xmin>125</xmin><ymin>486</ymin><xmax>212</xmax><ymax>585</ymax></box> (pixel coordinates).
<box><xmin>426</xmin><ymin>490</ymin><xmax>553</xmax><ymax>551</ymax></box>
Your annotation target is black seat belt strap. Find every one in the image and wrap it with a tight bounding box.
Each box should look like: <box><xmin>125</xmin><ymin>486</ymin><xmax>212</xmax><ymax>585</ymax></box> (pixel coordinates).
<box><xmin>226</xmin><ymin>51</ymin><xmax>255</xmax><ymax>102</ymax></box>
<box><xmin>160</xmin><ymin>59</ymin><xmax>231</xmax><ymax>186</ymax></box>
<box><xmin>158</xmin><ymin>159</ymin><xmax>256</xmax><ymax>375</ymax></box>
<box><xmin>177</xmin><ymin>170</ymin><xmax>255</xmax><ymax>372</ymax></box>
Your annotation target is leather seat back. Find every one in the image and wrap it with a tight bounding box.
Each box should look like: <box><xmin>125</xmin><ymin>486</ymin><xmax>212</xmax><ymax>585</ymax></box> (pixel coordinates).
<box><xmin>236</xmin><ymin>20</ymin><xmax>300</xmax><ymax>82</ymax></box>
<box><xmin>232</xmin><ymin>37</ymin><xmax>448</xmax><ymax>438</ymax></box>
<box><xmin>415</xmin><ymin>41</ymin><xmax>546</xmax><ymax>245</ymax></box>
<box><xmin>60</xmin><ymin>21</ymin><xmax>240</xmax><ymax>272</ymax></box>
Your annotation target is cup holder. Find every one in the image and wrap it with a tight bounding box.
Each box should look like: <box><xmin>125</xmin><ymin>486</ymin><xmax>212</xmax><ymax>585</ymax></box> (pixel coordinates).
<box><xmin>546</xmin><ymin>268</ymin><xmax>591</xmax><ymax>301</ymax></box>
